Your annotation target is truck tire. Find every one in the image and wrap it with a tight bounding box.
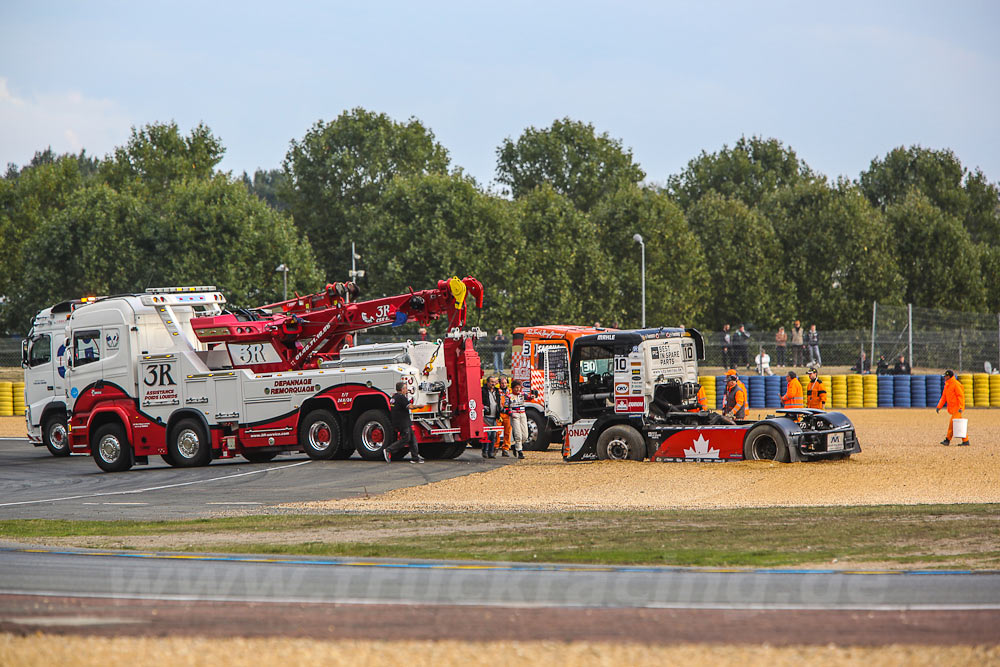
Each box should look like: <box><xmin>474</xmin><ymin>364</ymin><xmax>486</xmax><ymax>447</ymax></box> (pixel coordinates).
<box><xmin>596</xmin><ymin>425</ymin><xmax>645</xmax><ymax>461</ymax></box>
<box><xmin>418</xmin><ymin>443</ymin><xmax>449</xmax><ymax>460</ymax></box>
<box><xmin>353</xmin><ymin>409</ymin><xmax>393</xmax><ymax>461</ymax></box>
<box><xmin>161</xmin><ymin>452</ymin><xmax>177</xmax><ymax>466</ymax></box>
<box><xmin>168</xmin><ymin>418</ymin><xmax>212</xmax><ymax>468</ymax></box>
<box><xmin>744</xmin><ymin>424</ymin><xmax>790</xmax><ymax>463</ymax></box>
<box><xmin>92</xmin><ymin>422</ymin><xmax>133</xmax><ymax>472</ymax></box>
<box><xmin>299</xmin><ymin>409</ymin><xmax>342</xmax><ymax>460</ymax></box>
<box><xmin>242</xmin><ymin>449</ymin><xmax>279</xmax><ymax>463</ymax></box>
<box><xmin>523</xmin><ymin>409</ymin><xmax>550</xmax><ymax>451</ymax></box>
<box><xmin>332</xmin><ymin>444</ymin><xmax>356</xmax><ymax>460</ymax></box>
<box><xmin>443</xmin><ymin>441</ymin><xmax>467</xmax><ymax>458</ymax></box>
<box><xmin>43</xmin><ymin>414</ymin><xmax>70</xmax><ymax>457</ymax></box>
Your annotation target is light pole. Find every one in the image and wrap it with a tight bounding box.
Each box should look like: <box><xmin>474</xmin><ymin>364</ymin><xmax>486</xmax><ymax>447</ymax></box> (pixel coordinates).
<box><xmin>633</xmin><ymin>233</ymin><xmax>645</xmax><ymax>328</ymax></box>
<box><xmin>275</xmin><ymin>263</ymin><xmax>288</xmax><ymax>300</ymax></box>
<box><xmin>348</xmin><ymin>241</ymin><xmax>365</xmax><ymax>284</ymax></box>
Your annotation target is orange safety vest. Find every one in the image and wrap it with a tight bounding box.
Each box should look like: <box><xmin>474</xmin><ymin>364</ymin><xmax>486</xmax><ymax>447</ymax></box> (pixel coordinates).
<box><xmin>723</xmin><ymin>384</ymin><xmax>746</xmax><ymax>419</ymax></box>
<box><xmin>782</xmin><ymin>378</ymin><xmax>804</xmax><ymax>408</ymax></box>
<box><xmin>806</xmin><ymin>378</ymin><xmax>826</xmax><ymax>409</ymax></box>
<box><xmin>937</xmin><ymin>377</ymin><xmax>965</xmax><ymax>414</ymax></box>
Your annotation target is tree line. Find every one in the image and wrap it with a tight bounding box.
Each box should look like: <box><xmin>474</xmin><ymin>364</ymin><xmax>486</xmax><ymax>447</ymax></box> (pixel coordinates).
<box><xmin>1</xmin><ymin>109</ymin><xmax>998</xmax><ymax>337</ymax></box>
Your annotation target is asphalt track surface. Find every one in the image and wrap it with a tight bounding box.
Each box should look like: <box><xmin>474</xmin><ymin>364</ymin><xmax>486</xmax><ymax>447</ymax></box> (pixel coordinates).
<box><xmin>0</xmin><ymin>547</ymin><xmax>998</xmax><ymax>645</ymax></box>
<box><xmin>0</xmin><ymin>437</ymin><xmax>511</xmax><ymax>520</ymax></box>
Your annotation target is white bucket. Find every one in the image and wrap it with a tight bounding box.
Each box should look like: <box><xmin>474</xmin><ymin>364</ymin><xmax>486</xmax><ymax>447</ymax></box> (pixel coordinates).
<box><xmin>952</xmin><ymin>418</ymin><xmax>968</xmax><ymax>439</ymax></box>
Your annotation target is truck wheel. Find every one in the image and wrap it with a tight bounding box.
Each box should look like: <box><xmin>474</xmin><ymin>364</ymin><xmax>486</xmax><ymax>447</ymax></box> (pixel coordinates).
<box><xmin>161</xmin><ymin>452</ymin><xmax>177</xmax><ymax>466</ymax></box>
<box><xmin>443</xmin><ymin>441</ymin><xmax>467</xmax><ymax>458</ymax></box>
<box><xmin>43</xmin><ymin>415</ymin><xmax>70</xmax><ymax>457</ymax></box>
<box><xmin>168</xmin><ymin>418</ymin><xmax>212</xmax><ymax>467</ymax></box>
<box><xmin>92</xmin><ymin>422</ymin><xmax>133</xmax><ymax>472</ymax></box>
<box><xmin>523</xmin><ymin>410</ymin><xmax>550</xmax><ymax>451</ymax></box>
<box><xmin>419</xmin><ymin>444</ymin><xmax>449</xmax><ymax>460</ymax></box>
<box><xmin>744</xmin><ymin>424</ymin><xmax>790</xmax><ymax>463</ymax></box>
<box><xmin>243</xmin><ymin>450</ymin><xmax>279</xmax><ymax>463</ymax></box>
<box><xmin>299</xmin><ymin>409</ymin><xmax>342</xmax><ymax>460</ymax></box>
<box><xmin>596</xmin><ymin>425</ymin><xmax>645</xmax><ymax>461</ymax></box>
<box><xmin>332</xmin><ymin>444</ymin><xmax>356</xmax><ymax>460</ymax></box>
<box><xmin>353</xmin><ymin>409</ymin><xmax>393</xmax><ymax>461</ymax></box>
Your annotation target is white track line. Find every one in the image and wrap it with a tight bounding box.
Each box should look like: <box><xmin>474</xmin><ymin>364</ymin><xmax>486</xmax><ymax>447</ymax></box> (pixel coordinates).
<box><xmin>0</xmin><ymin>461</ymin><xmax>311</xmax><ymax>508</ymax></box>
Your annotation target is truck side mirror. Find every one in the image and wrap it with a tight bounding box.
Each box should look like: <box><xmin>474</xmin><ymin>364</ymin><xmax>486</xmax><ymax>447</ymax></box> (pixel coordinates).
<box><xmin>20</xmin><ymin>338</ymin><xmax>29</xmax><ymax>369</ymax></box>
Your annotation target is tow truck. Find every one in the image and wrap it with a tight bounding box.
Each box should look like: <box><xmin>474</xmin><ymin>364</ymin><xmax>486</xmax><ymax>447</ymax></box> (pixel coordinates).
<box><xmin>537</xmin><ymin>328</ymin><xmax>860</xmax><ymax>462</ymax></box>
<box><xmin>24</xmin><ymin>277</ymin><xmax>491</xmax><ymax>471</ymax></box>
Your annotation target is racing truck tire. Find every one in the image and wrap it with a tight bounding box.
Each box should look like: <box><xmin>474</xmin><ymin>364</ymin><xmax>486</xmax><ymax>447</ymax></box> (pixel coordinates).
<box><xmin>353</xmin><ymin>409</ymin><xmax>393</xmax><ymax>461</ymax></box>
<box><xmin>523</xmin><ymin>409</ymin><xmax>550</xmax><ymax>451</ymax></box>
<box><xmin>161</xmin><ymin>452</ymin><xmax>177</xmax><ymax>466</ymax></box>
<box><xmin>443</xmin><ymin>441</ymin><xmax>467</xmax><ymax>458</ymax></box>
<box><xmin>418</xmin><ymin>443</ymin><xmax>449</xmax><ymax>460</ymax></box>
<box><xmin>242</xmin><ymin>449</ymin><xmax>279</xmax><ymax>463</ymax></box>
<box><xmin>43</xmin><ymin>414</ymin><xmax>70</xmax><ymax>457</ymax></box>
<box><xmin>168</xmin><ymin>418</ymin><xmax>212</xmax><ymax>468</ymax></box>
<box><xmin>92</xmin><ymin>422</ymin><xmax>133</xmax><ymax>473</ymax></box>
<box><xmin>299</xmin><ymin>409</ymin><xmax>342</xmax><ymax>460</ymax></box>
<box><xmin>596</xmin><ymin>425</ymin><xmax>645</xmax><ymax>461</ymax></box>
<box><xmin>743</xmin><ymin>424</ymin><xmax>790</xmax><ymax>463</ymax></box>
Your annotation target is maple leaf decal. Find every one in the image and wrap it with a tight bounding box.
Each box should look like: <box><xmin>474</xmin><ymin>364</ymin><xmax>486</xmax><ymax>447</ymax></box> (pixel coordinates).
<box><xmin>683</xmin><ymin>433</ymin><xmax>720</xmax><ymax>459</ymax></box>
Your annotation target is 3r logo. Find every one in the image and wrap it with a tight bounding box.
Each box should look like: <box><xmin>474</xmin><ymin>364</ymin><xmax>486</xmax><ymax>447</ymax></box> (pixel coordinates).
<box><xmin>143</xmin><ymin>364</ymin><xmax>177</xmax><ymax>387</ymax></box>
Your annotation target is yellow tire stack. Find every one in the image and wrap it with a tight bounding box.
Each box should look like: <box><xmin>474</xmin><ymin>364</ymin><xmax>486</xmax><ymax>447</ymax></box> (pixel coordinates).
<box><xmin>699</xmin><ymin>375</ymin><xmax>716</xmax><ymax>409</ymax></box>
<box><xmin>862</xmin><ymin>374</ymin><xmax>878</xmax><ymax>408</ymax></box>
<box><xmin>958</xmin><ymin>374</ymin><xmax>975</xmax><ymax>406</ymax></box>
<box><xmin>846</xmin><ymin>374</ymin><xmax>864</xmax><ymax>408</ymax></box>
<box><xmin>12</xmin><ymin>382</ymin><xmax>25</xmax><ymax>415</ymax></box>
<box><xmin>0</xmin><ymin>381</ymin><xmax>12</xmax><ymax>417</ymax></box>
<box><xmin>991</xmin><ymin>374</ymin><xmax>1000</xmax><ymax>408</ymax></box>
<box><xmin>830</xmin><ymin>375</ymin><xmax>847</xmax><ymax>408</ymax></box>
<box><xmin>973</xmin><ymin>373</ymin><xmax>990</xmax><ymax>408</ymax></box>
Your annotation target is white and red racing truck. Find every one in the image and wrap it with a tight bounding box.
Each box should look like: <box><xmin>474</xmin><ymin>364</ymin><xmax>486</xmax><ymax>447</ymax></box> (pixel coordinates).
<box><xmin>24</xmin><ymin>277</ymin><xmax>491</xmax><ymax>472</ymax></box>
<box><xmin>538</xmin><ymin>328</ymin><xmax>860</xmax><ymax>463</ymax></box>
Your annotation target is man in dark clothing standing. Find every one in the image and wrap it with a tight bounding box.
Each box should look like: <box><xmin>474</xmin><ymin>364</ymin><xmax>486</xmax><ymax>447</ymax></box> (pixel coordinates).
<box><xmin>384</xmin><ymin>381</ymin><xmax>423</xmax><ymax>463</ymax></box>
<box><xmin>481</xmin><ymin>375</ymin><xmax>501</xmax><ymax>458</ymax></box>
<box><xmin>735</xmin><ymin>324</ymin><xmax>751</xmax><ymax>368</ymax></box>
<box><xmin>720</xmin><ymin>324</ymin><xmax>732</xmax><ymax>369</ymax></box>
<box><xmin>893</xmin><ymin>355</ymin><xmax>911</xmax><ymax>375</ymax></box>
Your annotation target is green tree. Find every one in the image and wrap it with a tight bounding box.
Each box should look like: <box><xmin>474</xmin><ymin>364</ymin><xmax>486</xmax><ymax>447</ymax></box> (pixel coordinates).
<box><xmin>495</xmin><ymin>118</ymin><xmax>645</xmax><ymax>212</ymax></box>
<box><xmin>590</xmin><ymin>186</ymin><xmax>708</xmax><ymax>328</ymax></box>
<box><xmin>685</xmin><ymin>192</ymin><xmax>790</xmax><ymax>329</ymax></box>
<box><xmin>282</xmin><ymin>108</ymin><xmax>450</xmax><ymax>281</ymax></box>
<box><xmin>242</xmin><ymin>168</ymin><xmax>290</xmax><ymax>211</ymax></box>
<box><xmin>980</xmin><ymin>244</ymin><xmax>1000</xmax><ymax>313</ymax></box>
<box><xmin>667</xmin><ymin>136</ymin><xmax>820</xmax><ymax>211</ymax></box>
<box><xmin>762</xmin><ymin>181</ymin><xmax>904</xmax><ymax>328</ymax></box>
<box><xmin>101</xmin><ymin>122</ymin><xmax>225</xmax><ymax>194</ymax></box>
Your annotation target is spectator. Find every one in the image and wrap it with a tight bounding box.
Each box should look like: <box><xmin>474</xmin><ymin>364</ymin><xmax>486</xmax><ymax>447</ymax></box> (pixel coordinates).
<box><xmin>492</xmin><ymin>329</ymin><xmax>508</xmax><ymax>371</ymax></box>
<box><xmin>481</xmin><ymin>375</ymin><xmax>501</xmax><ymax>458</ymax></box>
<box><xmin>807</xmin><ymin>324</ymin><xmax>821</xmax><ymax>367</ymax></box>
<box><xmin>735</xmin><ymin>324</ymin><xmax>751</xmax><ymax>368</ymax></box>
<box><xmin>876</xmin><ymin>354</ymin><xmax>889</xmax><ymax>375</ymax></box>
<box><xmin>508</xmin><ymin>379</ymin><xmax>528</xmax><ymax>459</ymax></box>
<box><xmin>755</xmin><ymin>348</ymin><xmax>774</xmax><ymax>376</ymax></box>
<box><xmin>418</xmin><ymin>327</ymin><xmax>428</xmax><ymax>341</ymax></box>
<box><xmin>893</xmin><ymin>355</ymin><xmax>911</xmax><ymax>375</ymax></box>
<box><xmin>790</xmin><ymin>320</ymin><xmax>805</xmax><ymax>367</ymax></box>
<box><xmin>805</xmin><ymin>367</ymin><xmax>826</xmax><ymax>409</ymax></box>
<box><xmin>781</xmin><ymin>371</ymin><xmax>804</xmax><ymax>407</ymax></box>
<box><xmin>383</xmin><ymin>381</ymin><xmax>423</xmax><ymax>463</ymax></box>
<box><xmin>937</xmin><ymin>369</ymin><xmax>969</xmax><ymax>446</ymax></box>
<box><xmin>774</xmin><ymin>326</ymin><xmax>787</xmax><ymax>366</ymax></box>
<box><xmin>853</xmin><ymin>351</ymin><xmax>871</xmax><ymax>374</ymax></box>
<box><xmin>720</xmin><ymin>324</ymin><xmax>732</xmax><ymax>369</ymax></box>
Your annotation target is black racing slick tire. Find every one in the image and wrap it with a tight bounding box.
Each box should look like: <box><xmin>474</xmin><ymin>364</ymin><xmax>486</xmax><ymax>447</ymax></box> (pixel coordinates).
<box><xmin>168</xmin><ymin>418</ymin><xmax>212</xmax><ymax>468</ymax></box>
<box><xmin>743</xmin><ymin>424</ymin><xmax>791</xmax><ymax>463</ymax></box>
<box><xmin>242</xmin><ymin>449</ymin><xmax>279</xmax><ymax>463</ymax></box>
<box><xmin>91</xmin><ymin>422</ymin><xmax>133</xmax><ymax>473</ymax></box>
<box><xmin>353</xmin><ymin>409</ymin><xmax>393</xmax><ymax>461</ymax></box>
<box><xmin>43</xmin><ymin>414</ymin><xmax>71</xmax><ymax>457</ymax></box>
<box><xmin>418</xmin><ymin>444</ymin><xmax>449</xmax><ymax>460</ymax></box>
<box><xmin>443</xmin><ymin>441</ymin><xmax>467</xmax><ymax>459</ymax></box>
<box><xmin>299</xmin><ymin>409</ymin><xmax>342</xmax><ymax>460</ymax></box>
<box><xmin>523</xmin><ymin>409</ymin><xmax>550</xmax><ymax>451</ymax></box>
<box><xmin>596</xmin><ymin>425</ymin><xmax>645</xmax><ymax>461</ymax></box>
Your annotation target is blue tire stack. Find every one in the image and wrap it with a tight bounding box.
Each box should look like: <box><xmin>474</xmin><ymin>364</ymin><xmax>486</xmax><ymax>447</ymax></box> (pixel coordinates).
<box><xmin>748</xmin><ymin>376</ymin><xmax>766</xmax><ymax>408</ymax></box>
<box><xmin>909</xmin><ymin>375</ymin><xmax>927</xmax><ymax>408</ymax></box>
<box><xmin>925</xmin><ymin>374</ymin><xmax>943</xmax><ymax>407</ymax></box>
<box><xmin>893</xmin><ymin>374</ymin><xmax>911</xmax><ymax>407</ymax></box>
<box><xmin>878</xmin><ymin>375</ymin><xmax>894</xmax><ymax>407</ymax></box>
<box><xmin>764</xmin><ymin>375</ymin><xmax>781</xmax><ymax>407</ymax></box>
<box><xmin>715</xmin><ymin>376</ymin><xmax>726</xmax><ymax>409</ymax></box>
<box><xmin>739</xmin><ymin>375</ymin><xmax>751</xmax><ymax>407</ymax></box>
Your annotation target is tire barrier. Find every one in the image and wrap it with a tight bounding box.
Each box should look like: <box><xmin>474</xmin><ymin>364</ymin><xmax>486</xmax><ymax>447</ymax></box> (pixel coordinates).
<box><xmin>0</xmin><ymin>381</ymin><xmax>12</xmax><ymax>417</ymax></box>
<box><xmin>878</xmin><ymin>375</ymin><xmax>894</xmax><ymax>407</ymax></box>
<box><xmin>748</xmin><ymin>376</ymin><xmax>765</xmax><ymax>409</ymax></box>
<box><xmin>958</xmin><ymin>374</ymin><xmax>975</xmax><ymax>407</ymax></box>
<box><xmin>909</xmin><ymin>375</ymin><xmax>927</xmax><ymax>408</ymax></box>
<box><xmin>830</xmin><ymin>375</ymin><xmax>847</xmax><ymax>408</ymax></box>
<box><xmin>846</xmin><ymin>374</ymin><xmax>864</xmax><ymax>408</ymax></box>
<box><xmin>779</xmin><ymin>375</ymin><xmax>788</xmax><ymax>397</ymax></box>
<box><xmin>973</xmin><ymin>373</ymin><xmax>990</xmax><ymax>408</ymax></box>
<box><xmin>764</xmin><ymin>375</ymin><xmax>781</xmax><ymax>407</ymax></box>
<box><xmin>715</xmin><ymin>376</ymin><xmax>726</xmax><ymax>409</ymax></box>
<box><xmin>926</xmin><ymin>374</ymin><xmax>943</xmax><ymax>407</ymax></box>
<box><xmin>12</xmin><ymin>381</ymin><xmax>25</xmax><ymax>416</ymax></box>
<box><xmin>699</xmin><ymin>375</ymin><xmax>716</xmax><ymax>409</ymax></box>
<box><xmin>893</xmin><ymin>374</ymin><xmax>911</xmax><ymax>407</ymax></box>
<box><xmin>863</xmin><ymin>374</ymin><xmax>879</xmax><ymax>408</ymax></box>
<box><xmin>991</xmin><ymin>374</ymin><xmax>1000</xmax><ymax>408</ymax></box>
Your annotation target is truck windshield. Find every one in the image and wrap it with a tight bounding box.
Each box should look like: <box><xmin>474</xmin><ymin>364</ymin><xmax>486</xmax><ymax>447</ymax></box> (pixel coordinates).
<box><xmin>575</xmin><ymin>343</ymin><xmax>615</xmax><ymax>417</ymax></box>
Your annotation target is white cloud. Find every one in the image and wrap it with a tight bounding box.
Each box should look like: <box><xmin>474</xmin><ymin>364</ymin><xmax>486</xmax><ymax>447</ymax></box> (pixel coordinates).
<box><xmin>0</xmin><ymin>78</ymin><xmax>132</xmax><ymax>167</ymax></box>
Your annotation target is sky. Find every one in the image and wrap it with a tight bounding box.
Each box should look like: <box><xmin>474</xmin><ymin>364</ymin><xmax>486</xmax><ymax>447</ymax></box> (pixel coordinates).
<box><xmin>1</xmin><ymin>1</ymin><xmax>998</xmax><ymax>188</ymax></box>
